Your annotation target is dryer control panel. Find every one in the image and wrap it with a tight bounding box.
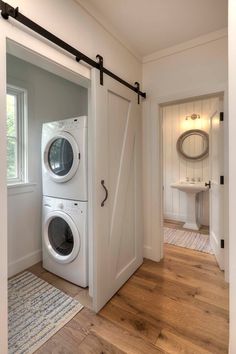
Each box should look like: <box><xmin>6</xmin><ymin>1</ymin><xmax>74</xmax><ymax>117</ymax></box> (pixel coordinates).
<box><xmin>51</xmin><ymin>116</ymin><xmax>87</xmax><ymax>132</ymax></box>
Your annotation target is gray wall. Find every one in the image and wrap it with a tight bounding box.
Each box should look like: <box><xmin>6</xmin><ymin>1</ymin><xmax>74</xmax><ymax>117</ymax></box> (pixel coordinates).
<box><xmin>7</xmin><ymin>54</ymin><xmax>88</xmax><ymax>276</ymax></box>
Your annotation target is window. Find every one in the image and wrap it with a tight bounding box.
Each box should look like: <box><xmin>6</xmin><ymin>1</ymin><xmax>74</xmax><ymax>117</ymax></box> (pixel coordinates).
<box><xmin>7</xmin><ymin>86</ymin><xmax>27</xmax><ymax>184</ymax></box>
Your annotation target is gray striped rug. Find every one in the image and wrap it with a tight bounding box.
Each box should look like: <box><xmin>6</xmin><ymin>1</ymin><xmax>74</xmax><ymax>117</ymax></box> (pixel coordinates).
<box><xmin>164</xmin><ymin>227</ymin><xmax>214</xmax><ymax>254</ymax></box>
<box><xmin>8</xmin><ymin>271</ymin><xmax>83</xmax><ymax>354</ymax></box>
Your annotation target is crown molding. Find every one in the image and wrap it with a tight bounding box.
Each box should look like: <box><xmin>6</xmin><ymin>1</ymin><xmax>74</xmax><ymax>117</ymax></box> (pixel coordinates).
<box><xmin>73</xmin><ymin>0</ymin><xmax>142</xmax><ymax>62</ymax></box>
<box><xmin>143</xmin><ymin>28</ymin><xmax>228</xmax><ymax>64</ymax></box>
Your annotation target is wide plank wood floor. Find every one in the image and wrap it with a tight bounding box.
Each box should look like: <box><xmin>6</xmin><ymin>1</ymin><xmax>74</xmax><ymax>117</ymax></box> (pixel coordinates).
<box><xmin>29</xmin><ymin>244</ymin><xmax>229</xmax><ymax>354</ymax></box>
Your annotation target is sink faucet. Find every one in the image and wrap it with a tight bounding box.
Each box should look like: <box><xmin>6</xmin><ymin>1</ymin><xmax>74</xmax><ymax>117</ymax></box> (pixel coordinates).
<box><xmin>186</xmin><ymin>177</ymin><xmax>189</xmax><ymax>182</ymax></box>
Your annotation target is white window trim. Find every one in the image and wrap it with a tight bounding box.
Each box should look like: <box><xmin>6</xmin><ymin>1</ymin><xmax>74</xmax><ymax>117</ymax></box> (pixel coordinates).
<box><xmin>7</xmin><ymin>182</ymin><xmax>37</xmax><ymax>196</ymax></box>
<box><xmin>7</xmin><ymin>84</ymin><xmax>28</xmax><ymax>186</ymax></box>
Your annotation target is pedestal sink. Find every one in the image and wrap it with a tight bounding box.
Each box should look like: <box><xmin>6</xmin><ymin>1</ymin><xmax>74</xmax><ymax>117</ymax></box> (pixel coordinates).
<box><xmin>171</xmin><ymin>181</ymin><xmax>208</xmax><ymax>230</ymax></box>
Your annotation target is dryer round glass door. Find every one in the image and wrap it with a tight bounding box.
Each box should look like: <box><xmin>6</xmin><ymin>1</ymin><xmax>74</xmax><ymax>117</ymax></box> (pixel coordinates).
<box><xmin>44</xmin><ymin>211</ymin><xmax>80</xmax><ymax>264</ymax></box>
<box><xmin>49</xmin><ymin>138</ymin><xmax>73</xmax><ymax>176</ymax></box>
<box><xmin>44</xmin><ymin>132</ymin><xmax>80</xmax><ymax>183</ymax></box>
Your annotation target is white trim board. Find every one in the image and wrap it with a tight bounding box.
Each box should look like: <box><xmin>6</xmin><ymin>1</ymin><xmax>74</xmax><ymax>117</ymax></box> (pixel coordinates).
<box><xmin>156</xmin><ymin>85</ymin><xmax>227</xmax><ymax>106</ymax></box>
<box><xmin>164</xmin><ymin>213</ymin><xmax>192</xmax><ymax>224</ymax></box>
<box><xmin>143</xmin><ymin>28</ymin><xmax>228</xmax><ymax>63</ymax></box>
<box><xmin>164</xmin><ymin>213</ymin><xmax>210</xmax><ymax>227</ymax></box>
<box><xmin>7</xmin><ymin>183</ymin><xmax>37</xmax><ymax>196</ymax></box>
<box><xmin>210</xmin><ymin>231</ymin><xmax>224</xmax><ymax>270</ymax></box>
<box><xmin>8</xmin><ymin>250</ymin><xmax>42</xmax><ymax>278</ymax></box>
<box><xmin>6</xmin><ymin>32</ymin><xmax>90</xmax><ymax>88</ymax></box>
<box><xmin>143</xmin><ymin>246</ymin><xmax>153</xmax><ymax>260</ymax></box>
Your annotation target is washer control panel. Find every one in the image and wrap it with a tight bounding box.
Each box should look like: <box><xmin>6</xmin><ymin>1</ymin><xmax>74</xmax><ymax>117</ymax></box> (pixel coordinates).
<box><xmin>43</xmin><ymin>196</ymin><xmax>86</xmax><ymax>216</ymax></box>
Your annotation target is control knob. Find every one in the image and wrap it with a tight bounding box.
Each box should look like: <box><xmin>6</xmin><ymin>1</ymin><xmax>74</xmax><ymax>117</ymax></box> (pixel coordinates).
<box><xmin>58</xmin><ymin>202</ymin><xmax>64</xmax><ymax>210</ymax></box>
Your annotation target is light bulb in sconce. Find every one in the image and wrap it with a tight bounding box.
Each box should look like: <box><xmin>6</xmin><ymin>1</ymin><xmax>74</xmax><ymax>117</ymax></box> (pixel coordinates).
<box><xmin>183</xmin><ymin>113</ymin><xmax>201</xmax><ymax>130</ymax></box>
<box><xmin>185</xmin><ymin>113</ymin><xmax>201</xmax><ymax>121</ymax></box>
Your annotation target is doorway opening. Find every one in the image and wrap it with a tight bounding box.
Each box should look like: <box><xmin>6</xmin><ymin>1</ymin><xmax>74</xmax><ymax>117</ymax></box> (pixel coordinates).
<box><xmin>5</xmin><ymin>39</ymin><xmax>95</xmax><ymax>352</ymax></box>
<box><xmin>161</xmin><ymin>93</ymin><xmax>225</xmax><ymax>270</ymax></box>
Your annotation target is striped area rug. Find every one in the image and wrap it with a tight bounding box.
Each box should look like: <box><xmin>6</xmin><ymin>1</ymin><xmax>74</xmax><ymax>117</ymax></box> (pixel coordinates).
<box><xmin>164</xmin><ymin>227</ymin><xmax>214</xmax><ymax>254</ymax></box>
<box><xmin>8</xmin><ymin>271</ymin><xmax>83</xmax><ymax>354</ymax></box>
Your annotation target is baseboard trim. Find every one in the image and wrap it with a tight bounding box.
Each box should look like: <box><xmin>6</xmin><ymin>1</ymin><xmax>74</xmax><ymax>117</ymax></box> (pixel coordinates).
<box><xmin>164</xmin><ymin>213</ymin><xmax>209</xmax><ymax>227</ymax></box>
<box><xmin>164</xmin><ymin>213</ymin><xmax>186</xmax><ymax>223</ymax></box>
<box><xmin>210</xmin><ymin>230</ymin><xmax>219</xmax><ymax>249</ymax></box>
<box><xmin>8</xmin><ymin>249</ymin><xmax>42</xmax><ymax>278</ymax></box>
<box><xmin>210</xmin><ymin>231</ymin><xmax>224</xmax><ymax>270</ymax></box>
<box><xmin>143</xmin><ymin>246</ymin><xmax>161</xmax><ymax>262</ymax></box>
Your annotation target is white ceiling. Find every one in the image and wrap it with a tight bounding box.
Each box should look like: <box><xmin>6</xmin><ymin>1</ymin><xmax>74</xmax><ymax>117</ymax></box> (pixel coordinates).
<box><xmin>75</xmin><ymin>0</ymin><xmax>228</xmax><ymax>58</ymax></box>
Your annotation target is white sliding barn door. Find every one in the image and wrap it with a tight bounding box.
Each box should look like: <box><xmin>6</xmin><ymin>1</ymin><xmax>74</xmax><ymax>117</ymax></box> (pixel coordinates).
<box><xmin>91</xmin><ymin>69</ymin><xmax>143</xmax><ymax>312</ymax></box>
<box><xmin>209</xmin><ymin>110</ymin><xmax>224</xmax><ymax>270</ymax></box>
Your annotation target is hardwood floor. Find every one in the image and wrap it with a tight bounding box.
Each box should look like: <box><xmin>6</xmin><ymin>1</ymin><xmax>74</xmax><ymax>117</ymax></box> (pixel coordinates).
<box><xmin>29</xmin><ymin>244</ymin><xmax>229</xmax><ymax>354</ymax></box>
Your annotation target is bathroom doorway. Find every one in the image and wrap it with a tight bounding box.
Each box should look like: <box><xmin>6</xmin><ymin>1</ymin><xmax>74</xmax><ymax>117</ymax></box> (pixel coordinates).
<box><xmin>161</xmin><ymin>94</ymin><xmax>225</xmax><ymax>269</ymax></box>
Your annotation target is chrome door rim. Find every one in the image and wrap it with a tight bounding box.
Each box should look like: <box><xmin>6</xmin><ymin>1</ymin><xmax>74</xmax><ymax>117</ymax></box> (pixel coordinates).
<box><xmin>43</xmin><ymin>131</ymin><xmax>80</xmax><ymax>183</ymax></box>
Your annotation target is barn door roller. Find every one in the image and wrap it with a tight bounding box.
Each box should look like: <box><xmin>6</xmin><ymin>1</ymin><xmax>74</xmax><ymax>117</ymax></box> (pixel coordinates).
<box><xmin>0</xmin><ymin>0</ymin><xmax>146</xmax><ymax>104</ymax></box>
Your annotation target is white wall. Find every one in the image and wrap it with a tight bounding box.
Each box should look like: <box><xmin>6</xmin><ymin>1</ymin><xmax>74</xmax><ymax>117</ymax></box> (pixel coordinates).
<box><xmin>7</xmin><ymin>54</ymin><xmax>88</xmax><ymax>276</ymax></box>
<box><xmin>229</xmin><ymin>0</ymin><xmax>236</xmax><ymax>352</ymax></box>
<box><xmin>5</xmin><ymin>0</ymin><xmax>141</xmax><ymax>84</ymax></box>
<box><xmin>162</xmin><ymin>97</ymin><xmax>219</xmax><ymax>226</ymax></box>
<box><xmin>142</xmin><ymin>34</ymin><xmax>228</xmax><ymax>260</ymax></box>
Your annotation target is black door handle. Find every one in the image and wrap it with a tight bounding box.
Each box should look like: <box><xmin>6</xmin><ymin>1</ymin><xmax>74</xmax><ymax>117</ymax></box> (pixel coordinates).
<box><xmin>205</xmin><ymin>181</ymin><xmax>211</xmax><ymax>189</ymax></box>
<box><xmin>101</xmin><ymin>180</ymin><xmax>108</xmax><ymax>207</ymax></box>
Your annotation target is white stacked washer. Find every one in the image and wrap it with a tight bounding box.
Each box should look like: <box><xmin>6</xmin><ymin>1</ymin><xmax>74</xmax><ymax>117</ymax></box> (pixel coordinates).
<box><xmin>42</xmin><ymin>196</ymin><xmax>87</xmax><ymax>287</ymax></box>
<box><xmin>41</xmin><ymin>116</ymin><xmax>88</xmax><ymax>287</ymax></box>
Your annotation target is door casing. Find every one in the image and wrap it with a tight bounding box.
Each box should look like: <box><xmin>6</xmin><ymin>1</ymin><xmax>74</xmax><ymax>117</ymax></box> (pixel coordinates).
<box><xmin>143</xmin><ymin>87</ymin><xmax>229</xmax><ymax>281</ymax></box>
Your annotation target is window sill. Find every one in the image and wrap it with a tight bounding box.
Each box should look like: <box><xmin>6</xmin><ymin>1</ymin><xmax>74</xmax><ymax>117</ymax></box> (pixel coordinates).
<box><xmin>7</xmin><ymin>182</ymin><xmax>37</xmax><ymax>196</ymax></box>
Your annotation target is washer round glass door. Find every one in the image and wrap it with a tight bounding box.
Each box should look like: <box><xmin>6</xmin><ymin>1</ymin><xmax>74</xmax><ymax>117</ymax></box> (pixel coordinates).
<box><xmin>44</xmin><ymin>211</ymin><xmax>80</xmax><ymax>264</ymax></box>
<box><xmin>44</xmin><ymin>132</ymin><xmax>80</xmax><ymax>183</ymax></box>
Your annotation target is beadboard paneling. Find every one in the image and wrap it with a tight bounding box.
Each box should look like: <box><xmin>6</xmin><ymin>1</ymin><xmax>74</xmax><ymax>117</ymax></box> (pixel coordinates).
<box><xmin>162</xmin><ymin>97</ymin><xmax>219</xmax><ymax>226</ymax></box>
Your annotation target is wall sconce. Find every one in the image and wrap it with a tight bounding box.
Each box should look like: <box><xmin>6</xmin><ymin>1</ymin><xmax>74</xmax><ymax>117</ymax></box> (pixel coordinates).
<box><xmin>185</xmin><ymin>113</ymin><xmax>201</xmax><ymax>121</ymax></box>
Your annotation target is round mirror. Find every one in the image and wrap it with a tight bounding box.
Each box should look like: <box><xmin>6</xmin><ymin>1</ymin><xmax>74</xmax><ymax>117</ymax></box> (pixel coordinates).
<box><xmin>177</xmin><ymin>129</ymin><xmax>209</xmax><ymax>161</ymax></box>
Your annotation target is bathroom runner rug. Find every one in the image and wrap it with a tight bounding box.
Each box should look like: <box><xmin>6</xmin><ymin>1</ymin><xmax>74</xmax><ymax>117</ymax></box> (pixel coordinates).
<box><xmin>164</xmin><ymin>227</ymin><xmax>214</xmax><ymax>254</ymax></box>
<box><xmin>8</xmin><ymin>271</ymin><xmax>83</xmax><ymax>354</ymax></box>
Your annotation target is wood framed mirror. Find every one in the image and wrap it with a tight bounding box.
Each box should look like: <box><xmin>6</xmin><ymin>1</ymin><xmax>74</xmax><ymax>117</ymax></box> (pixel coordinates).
<box><xmin>176</xmin><ymin>129</ymin><xmax>209</xmax><ymax>161</ymax></box>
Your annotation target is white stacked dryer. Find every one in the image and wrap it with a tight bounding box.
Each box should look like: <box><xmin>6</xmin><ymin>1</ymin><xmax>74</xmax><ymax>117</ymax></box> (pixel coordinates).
<box><xmin>42</xmin><ymin>116</ymin><xmax>87</xmax><ymax>201</ymax></box>
<box><xmin>41</xmin><ymin>116</ymin><xmax>88</xmax><ymax>287</ymax></box>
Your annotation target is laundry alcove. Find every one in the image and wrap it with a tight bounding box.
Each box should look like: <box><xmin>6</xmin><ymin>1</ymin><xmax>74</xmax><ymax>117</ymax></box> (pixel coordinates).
<box><xmin>6</xmin><ymin>39</ymin><xmax>93</xmax><ymax>299</ymax></box>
